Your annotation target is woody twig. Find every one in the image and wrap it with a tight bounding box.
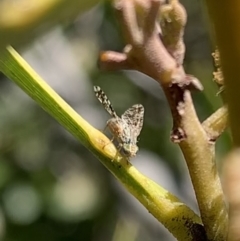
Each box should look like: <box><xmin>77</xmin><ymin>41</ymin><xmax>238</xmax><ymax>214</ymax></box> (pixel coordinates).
<box><xmin>98</xmin><ymin>0</ymin><xmax>228</xmax><ymax>240</ymax></box>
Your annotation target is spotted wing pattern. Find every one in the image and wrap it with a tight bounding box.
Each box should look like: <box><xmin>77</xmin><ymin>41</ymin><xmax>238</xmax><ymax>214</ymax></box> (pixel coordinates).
<box><xmin>94</xmin><ymin>85</ymin><xmax>144</xmax><ymax>158</ymax></box>
<box><xmin>121</xmin><ymin>104</ymin><xmax>144</xmax><ymax>137</ymax></box>
<box><xmin>93</xmin><ymin>86</ymin><xmax>118</xmax><ymax>118</ymax></box>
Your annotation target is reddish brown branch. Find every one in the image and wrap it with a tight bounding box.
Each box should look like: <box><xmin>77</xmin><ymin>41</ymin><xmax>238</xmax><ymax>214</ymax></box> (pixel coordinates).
<box><xmin>98</xmin><ymin>1</ymin><xmax>228</xmax><ymax>240</ymax></box>
<box><xmin>98</xmin><ymin>51</ymin><xmax>131</xmax><ymax>71</ymax></box>
<box><xmin>114</xmin><ymin>0</ymin><xmax>143</xmax><ymax>45</ymax></box>
<box><xmin>143</xmin><ymin>0</ymin><xmax>161</xmax><ymax>35</ymax></box>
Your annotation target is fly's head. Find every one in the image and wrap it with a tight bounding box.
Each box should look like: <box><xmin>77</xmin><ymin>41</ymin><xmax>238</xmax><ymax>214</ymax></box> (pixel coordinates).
<box><xmin>120</xmin><ymin>141</ymin><xmax>139</xmax><ymax>158</ymax></box>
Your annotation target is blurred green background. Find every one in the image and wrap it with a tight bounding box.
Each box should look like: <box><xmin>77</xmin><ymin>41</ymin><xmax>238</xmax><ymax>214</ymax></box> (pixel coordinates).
<box><xmin>0</xmin><ymin>1</ymin><xmax>231</xmax><ymax>241</ymax></box>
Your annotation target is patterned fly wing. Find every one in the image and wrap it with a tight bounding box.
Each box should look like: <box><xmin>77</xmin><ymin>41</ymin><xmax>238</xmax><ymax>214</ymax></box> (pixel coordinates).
<box><xmin>94</xmin><ymin>85</ymin><xmax>144</xmax><ymax>158</ymax></box>
<box><xmin>121</xmin><ymin>104</ymin><xmax>144</xmax><ymax>137</ymax></box>
<box><xmin>93</xmin><ymin>86</ymin><xmax>118</xmax><ymax>118</ymax></box>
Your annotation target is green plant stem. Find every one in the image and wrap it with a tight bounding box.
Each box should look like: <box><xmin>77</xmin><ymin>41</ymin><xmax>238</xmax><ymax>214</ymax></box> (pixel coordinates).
<box><xmin>0</xmin><ymin>46</ymin><xmax>203</xmax><ymax>241</ymax></box>
<box><xmin>202</xmin><ymin>105</ymin><xmax>228</xmax><ymax>140</ymax></box>
<box><xmin>174</xmin><ymin>90</ymin><xmax>228</xmax><ymax>241</ymax></box>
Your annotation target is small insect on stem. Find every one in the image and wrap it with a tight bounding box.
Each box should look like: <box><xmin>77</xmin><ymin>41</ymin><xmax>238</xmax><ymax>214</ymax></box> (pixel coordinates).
<box><xmin>93</xmin><ymin>86</ymin><xmax>144</xmax><ymax>158</ymax></box>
